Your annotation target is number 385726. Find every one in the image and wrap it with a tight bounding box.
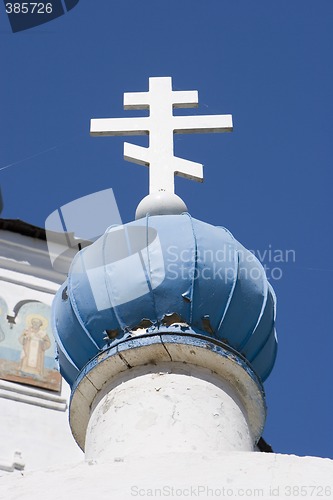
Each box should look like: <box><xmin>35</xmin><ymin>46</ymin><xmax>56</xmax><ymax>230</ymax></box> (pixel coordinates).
<box><xmin>6</xmin><ymin>3</ymin><xmax>53</xmax><ymax>14</ymax></box>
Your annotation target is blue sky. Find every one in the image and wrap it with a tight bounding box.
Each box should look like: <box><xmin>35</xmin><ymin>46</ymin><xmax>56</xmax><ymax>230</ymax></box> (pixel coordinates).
<box><xmin>0</xmin><ymin>1</ymin><xmax>332</xmax><ymax>458</ymax></box>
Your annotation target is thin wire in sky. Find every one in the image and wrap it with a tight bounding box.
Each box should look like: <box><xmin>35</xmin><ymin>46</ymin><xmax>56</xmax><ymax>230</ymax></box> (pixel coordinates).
<box><xmin>0</xmin><ymin>146</ymin><xmax>57</xmax><ymax>173</ymax></box>
<box><xmin>0</xmin><ymin>133</ymin><xmax>84</xmax><ymax>173</ymax></box>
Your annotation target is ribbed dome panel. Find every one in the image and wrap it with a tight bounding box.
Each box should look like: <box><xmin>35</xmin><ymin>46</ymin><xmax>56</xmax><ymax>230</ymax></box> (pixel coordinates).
<box><xmin>52</xmin><ymin>214</ymin><xmax>277</xmax><ymax>386</ymax></box>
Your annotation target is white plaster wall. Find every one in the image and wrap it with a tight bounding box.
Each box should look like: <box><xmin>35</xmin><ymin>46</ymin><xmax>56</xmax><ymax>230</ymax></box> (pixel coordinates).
<box><xmin>0</xmin><ymin>272</ymin><xmax>56</xmax><ymax>314</ymax></box>
<box><xmin>0</xmin><ymin>380</ymin><xmax>83</xmax><ymax>476</ymax></box>
<box><xmin>0</xmin><ymin>452</ymin><xmax>332</xmax><ymax>499</ymax></box>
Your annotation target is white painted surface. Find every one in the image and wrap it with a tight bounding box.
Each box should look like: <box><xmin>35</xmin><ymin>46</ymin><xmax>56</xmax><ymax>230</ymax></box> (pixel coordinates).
<box><xmin>0</xmin><ymin>227</ymin><xmax>84</xmax><ymax>476</ymax></box>
<box><xmin>1</xmin><ymin>452</ymin><xmax>332</xmax><ymax>500</ymax></box>
<box><xmin>91</xmin><ymin>77</ymin><xmax>233</xmax><ymax>193</ymax></box>
<box><xmin>0</xmin><ymin>273</ymin><xmax>55</xmax><ymax>315</ymax></box>
<box><xmin>85</xmin><ymin>363</ymin><xmax>254</xmax><ymax>462</ymax></box>
<box><xmin>0</xmin><ymin>380</ymin><xmax>83</xmax><ymax>477</ymax></box>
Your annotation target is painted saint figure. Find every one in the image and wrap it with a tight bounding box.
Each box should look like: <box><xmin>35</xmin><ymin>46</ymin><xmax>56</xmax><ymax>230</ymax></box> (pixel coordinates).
<box><xmin>19</xmin><ymin>317</ymin><xmax>51</xmax><ymax>377</ymax></box>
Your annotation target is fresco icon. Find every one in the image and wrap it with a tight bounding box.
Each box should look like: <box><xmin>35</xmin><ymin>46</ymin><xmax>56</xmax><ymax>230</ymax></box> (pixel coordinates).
<box><xmin>0</xmin><ymin>299</ymin><xmax>61</xmax><ymax>392</ymax></box>
<box><xmin>19</xmin><ymin>315</ymin><xmax>51</xmax><ymax>377</ymax></box>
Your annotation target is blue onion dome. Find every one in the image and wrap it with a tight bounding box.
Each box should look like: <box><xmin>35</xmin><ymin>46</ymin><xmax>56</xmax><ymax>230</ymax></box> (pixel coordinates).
<box><xmin>52</xmin><ymin>213</ymin><xmax>277</xmax><ymax>387</ymax></box>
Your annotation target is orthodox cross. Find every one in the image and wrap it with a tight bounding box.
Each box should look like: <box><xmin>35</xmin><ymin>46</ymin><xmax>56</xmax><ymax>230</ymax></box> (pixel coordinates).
<box><xmin>90</xmin><ymin>77</ymin><xmax>233</xmax><ymax>193</ymax></box>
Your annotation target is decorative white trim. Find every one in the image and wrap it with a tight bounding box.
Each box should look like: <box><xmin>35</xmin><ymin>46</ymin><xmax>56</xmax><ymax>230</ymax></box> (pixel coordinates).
<box><xmin>0</xmin><ymin>274</ymin><xmax>58</xmax><ymax>296</ymax></box>
<box><xmin>0</xmin><ymin>379</ymin><xmax>67</xmax><ymax>412</ymax></box>
<box><xmin>0</xmin><ymin>230</ymin><xmax>68</xmax><ymax>285</ymax></box>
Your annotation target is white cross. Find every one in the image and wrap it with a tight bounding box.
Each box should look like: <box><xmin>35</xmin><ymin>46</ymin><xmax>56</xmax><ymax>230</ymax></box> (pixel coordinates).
<box><xmin>90</xmin><ymin>77</ymin><xmax>233</xmax><ymax>194</ymax></box>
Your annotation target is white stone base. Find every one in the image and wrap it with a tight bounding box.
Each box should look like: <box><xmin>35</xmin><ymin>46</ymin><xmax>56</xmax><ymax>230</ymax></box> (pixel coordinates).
<box><xmin>85</xmin><ymin>364</ymin><xmax>254</xmax><ymax>461</ymax></box>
